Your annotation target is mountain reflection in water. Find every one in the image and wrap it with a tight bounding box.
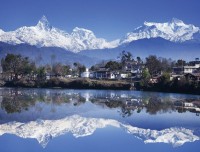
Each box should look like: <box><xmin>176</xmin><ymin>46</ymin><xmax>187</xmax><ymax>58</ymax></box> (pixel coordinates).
<box><xmin>0</xmin><ymin>88</ymin><xmax>200</xmax><ymax>149</ymax></box>
<box><xmin>0</xmin><ymin>115</ymin><xmax>199</xmax><ymax>148</ymax></box>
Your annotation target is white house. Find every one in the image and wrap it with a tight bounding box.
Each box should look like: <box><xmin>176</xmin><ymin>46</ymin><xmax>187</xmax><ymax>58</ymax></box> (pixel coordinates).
<box><xmin>184</xmin><ymin>64</ymin><xmax>200</xmax><ymax>74</ymax></box>
<box><xmin>120</xmin><ymin>73</ymin><xmax>128</xmax><ymax>79</ymax></box>
<box><xmin>184</xmin><ymin>102</ymin><xmax>194</xmax><ymax>107</ymax></box>
<box><xmin>89</xmin><ymin>70</ymin><xmax>117</xmax><ymax>79</ymax></box>
<box><xmin>184</xmin><ymin>59</ymin><xmax>200</xmax><ymax>74</ymax></box>
<box><xmin>81</xmin><ymin>68</ymin><xmax>90</xmax><ymax>78</ymax></box>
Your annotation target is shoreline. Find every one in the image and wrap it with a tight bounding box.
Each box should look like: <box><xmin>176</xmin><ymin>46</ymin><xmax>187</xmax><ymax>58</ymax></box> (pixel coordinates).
<box><xmin>0</xmin><ymin>78</ymin><xmax>200</xmax><ymax>95</ymax></box>
<box><xmin>0</xmin><ymin>78</ymin><xmax>131</xmax><ymax>90</ymax></box>
<box><xmin>1</xmin><ymin>78</ymin><xmax>200</xmax><ymax>95</ymax></box>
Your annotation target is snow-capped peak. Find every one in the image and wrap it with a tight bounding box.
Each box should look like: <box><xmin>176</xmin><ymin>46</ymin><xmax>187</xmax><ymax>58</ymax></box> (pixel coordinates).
<box><xmin>171</xmin><ymin>18</ymin><xmax>184</xmax><ymax>25</ymax></box>
<box><xmin>120</xmin><ymin>18</ymin><xmax>200</xmax><ymax>44</ymax></box>
<box><xmin>0</xmin><ymin>115</ymin><xmax>199</xmax><ymax>148</ymax></box>
<box><xmin>0</xmin><ymin>17</ymin><xmax>200</xmax><ymax>52</ymax></box>
<box><xmin>72</xmin><ymin>27</ymin><xmax>96</xmax><ymax>39</ymax></box>
<box><xmin>0</xmin><ymin>29</ymin><xmax>4</xmax><ymax>35</ymax></box>
<box><xmin>73</xmin><ymin>27</ymin><xmax>93</xmax><ymax>33</ymax></box>
<box><xmin>144</xmin><ymin>18</ymin><xmax>186</xmax><ymax>28</ymax></box>
<box><xmin>0</xmin><ymin>15</ymin><xmax>117</xmax><ymax>52</ymax></box>
<box><xmin>36</xmin><ymin>15</ymin><xmax>52</xmax><ymax>31</ymax></box>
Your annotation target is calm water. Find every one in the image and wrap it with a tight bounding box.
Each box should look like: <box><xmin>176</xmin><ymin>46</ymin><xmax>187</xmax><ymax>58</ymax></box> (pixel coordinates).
<box><xmin>0</xmin><ymin>88</ymin><xmax>200</xmax><ymax>152</ymax></box>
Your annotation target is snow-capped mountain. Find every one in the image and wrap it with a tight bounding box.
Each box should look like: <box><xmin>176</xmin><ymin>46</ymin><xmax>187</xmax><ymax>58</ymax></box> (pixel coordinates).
<box><xmin>0</xmin><ymin>29</ymin><xmax>4</xmax><ymax>35</ymax></box>
<box><xmin>0</xmin><ymin>115</ymin><xmax>199</xmax><ymax>148</ymax></box>
<box><xmin>0</xmin><ymin>16</ymin><xmax>118</xmax><ymax>53</ymax></box>
<box><xmin>0</xmin><ymin>17</ymin><xmax>200</xmax><ymax>56</ymax></box>
<box><xmin>120</xmin><ymin>18</ymin><xmax>200</xmax><ymax>44</ymax></box>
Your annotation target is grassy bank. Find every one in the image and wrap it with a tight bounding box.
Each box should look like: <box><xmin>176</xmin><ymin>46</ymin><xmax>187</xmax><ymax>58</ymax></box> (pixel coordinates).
<box><xmin>2</xmin><ymin>78</ymin><xmax>131</xmax><ymax>90</ymax></box>
<box><xmin>135</xmin><ymin>81</ymin><xmax>200</xmax><ymax>95</ymax></box>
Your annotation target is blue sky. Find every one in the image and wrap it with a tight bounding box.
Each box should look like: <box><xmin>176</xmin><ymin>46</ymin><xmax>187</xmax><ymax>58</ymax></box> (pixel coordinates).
<box><xmin>0</xmin><ymin>0</ymin><xmax>199</xmax><ymax>41</ymax></box>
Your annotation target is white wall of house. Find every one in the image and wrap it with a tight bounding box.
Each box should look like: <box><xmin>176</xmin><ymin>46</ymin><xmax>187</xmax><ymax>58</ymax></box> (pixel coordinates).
<box><xmin>81</xmin><ymin>72</ymin><xmax>90</xmax><ymax>78</ymax></box>
<box><xmin>81</xmin><ymin>68</ymin><xmax>90</xmax><ymax>78</ymax></box>
<box><xmin>184</xmin><ymin>64</ymin><xmax>200</xmax><ymax>74</ymax></box>
<box><xmin>46</xmin><ymin>75</ymin><xmax>50</xmax><ymax>80</ymax></box>
<box><xmin>110</xmin><ymin>73</ymin><xmax>115</xmax><ymax>79</ymax></box>
<box><xmin>120</xmin><ymin>73</ymin><xmax>128</xmax><ymax>79</ymax></box>
<box><xmin>184</xmin><ymin>102</ymin><xmax>194</xmax><ymax>107</ymax></box>
<box><xmin>65</xmin><ymin>75</ymin><xmax>72</xmax><ymax>78</ymax></box>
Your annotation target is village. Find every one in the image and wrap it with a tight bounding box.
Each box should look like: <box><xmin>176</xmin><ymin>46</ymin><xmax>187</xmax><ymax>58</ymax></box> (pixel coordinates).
<box><xmin>0</xmin><ymin>51</ymin><xmax>200</xmax><ymax>93</ymax></box>
<box><xmin>79</xmin><ymin>57</ymin><xmax>200</xmax><ymax>83</ymax></box>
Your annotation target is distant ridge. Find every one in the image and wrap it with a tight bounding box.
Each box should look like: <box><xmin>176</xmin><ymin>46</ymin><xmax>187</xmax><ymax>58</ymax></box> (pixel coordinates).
<box><xmin>0</xmin><ymin>16</ymin><xmax>199</xmax><ymax>53</ymax></box>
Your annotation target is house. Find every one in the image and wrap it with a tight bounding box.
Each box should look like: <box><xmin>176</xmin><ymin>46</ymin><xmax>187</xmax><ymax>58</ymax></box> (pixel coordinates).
<box><xmin>172</xmin><ymin>67</ymin><xmax>183</xmax><ymax>75</ymax></box>
<box><xmin>120</xmin><ymin>73</ymin><xmax>129</xmax><ymax>79</ymax></box>
<box><xmin>45</xmin><ymin>72</ymin><xmax>56</xmax><ymax>80</ymax></box>
<box><xmin>184</xmin><ymin>102</ymin><xmax>194</xmax><ymax>107</ymax></box>
<box><xmin>184</xmin><ymin>65</ymin><xmax>200</xmax><ymax>74</ymax></box>
<box><xmin>123</xmin><ymin>61</ymin><xmax>136</xmax><ymax>71</ymax></box>
<box><xmin>65</xmin><ymin>75</ymin><xmax>72</xmax><ymax>78</ymax></box>
<box><xmin>170</xmin><ymin>75</ymin><xmax>183</xmax><ymax>81</ymax></box>
<box><xmin>185</xmin><ymin>73</ymin><xmax>200</xmax><ymax>81</ymax></box>
<box><xmin>81</xmin><ymin>68</ymin><xmax>90</xmax><ymax>78</ymax></box>
<box><xmin>90</xmin><ymin>69</ymin><xmax>118</xmax><ymax>79</ymax></box>
<box><xmin>149</xmin><ymin>75</ymin><xmax>162</xmax><ymax>84</ymax></box>
<box><xmin>123</xmin><ymin>61</ymin><xmax>145</xmax><ymax>80</ymax></box>
<box><xmin>91</xmin><ymin>70</ymin><xmax>108</xmax><ymax>79</ymax></box>
<box><xmin>184</xmin><ymin>59</ymin><xmax>200</xmax><ymax>74</ymax></box>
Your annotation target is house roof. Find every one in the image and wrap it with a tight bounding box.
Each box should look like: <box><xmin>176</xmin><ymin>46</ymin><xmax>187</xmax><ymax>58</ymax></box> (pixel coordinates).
<box><xmin>184</xmin><ymin>65</ymin><xmax>199</xmax><ymax>69</ymax></box>
<box><xmin>185</xmin><ymin>73</ymin><xmax>200</xmax><ymax>77</ymax></box>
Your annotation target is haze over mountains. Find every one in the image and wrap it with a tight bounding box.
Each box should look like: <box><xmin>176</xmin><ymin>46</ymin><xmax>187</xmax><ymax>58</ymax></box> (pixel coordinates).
<box><xmin>0</xmin><ymin>16</ymin><xmax>200</xmax><ymax>65</ymax></box>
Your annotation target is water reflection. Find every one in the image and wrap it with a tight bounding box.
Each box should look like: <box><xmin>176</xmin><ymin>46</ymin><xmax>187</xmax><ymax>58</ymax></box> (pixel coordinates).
<box><xmin>0</xmin><ymin>115</ymin><xmax>199</xmax><ymax>148</ymax></box>
<box><xmin>0</xmin><ymin>88</ymin><xmax>200</xmax><ymax>148</ymax></box>
<box><xmin>0</xmin><ymin>88</ymin><xmax>200</xmax><ymax>118</ymax></box>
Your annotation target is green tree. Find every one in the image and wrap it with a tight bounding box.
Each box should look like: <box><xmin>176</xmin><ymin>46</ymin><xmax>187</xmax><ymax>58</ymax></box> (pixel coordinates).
<box><xmin>145</xmin><ymin>55</ymin><xmax>161</xmax><ymax>75</ymax></box>
<box><xmin>118</xmin><ymin>50</ymin><xmax>133</xmax><ymax>65</ymax></box>
<box><xmin>140</xmin><ymin>68</ymin><xmax>151</xmax><ymax>87</ymax></box>
<box><xmin>52</xmin><ymin>63</ymin><xmax>63</xmax><ymax>76</ymax></box>
<box><xmin>105</xmin><ymin>61</ymin><xmax>122</xmax><ymax>71</ymax></box>
<box><xmin>1</xmin><ymin>54</ymin><xmax>36</xmax><ymax>80</ymax></box>
<box><xmin>175</xmin><ymin>59</ymin><xmax>186</xmax><ymax>67</ymax></box>
<box><xmin>159</xmin><ymin>72</ymin><xmax>170</xmax><ymax>86</ymax></box>
<box><xmin>136</xmin><ymin>56</ymin><xmax>142</xmax><ymax>64</ymax></box>
<box><xmin>36</xmin><ymin>66</ymin><xmax>46</xmax><ymax>80</ymax></box>
<box><xmin>62</xmin><ymin>65</ymin><xmax>71</xmax><ymax>75</ymax></box>
<box><xmin>73</xmin><ymin>62</ymin><xmax>86</xmax><ymax>77</ymax></box>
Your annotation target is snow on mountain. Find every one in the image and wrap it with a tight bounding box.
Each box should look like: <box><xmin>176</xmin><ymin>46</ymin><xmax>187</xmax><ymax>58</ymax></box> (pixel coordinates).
<box><xmin>0</xmin><ymin>29</ymin><xmax>4</xmax><ymax>35</ymax></box>
<box><xmin>120</xmin><ymin>18</ymin><xmax>200</xmax><ymax>44</ymax></box>
<box><xmin>0</xmin><ymin>17</ymin><xmax>200</xmax><ymax>52</ymax></box>
<box><xmin>0</xmin><ymin>16</ymin><xmax>117</xmax><ymax>53</ymax></box>
<box><xmin>0</xmin><ymin>115</ymin><xmax>199</xmax><ymax>148</ymax></box>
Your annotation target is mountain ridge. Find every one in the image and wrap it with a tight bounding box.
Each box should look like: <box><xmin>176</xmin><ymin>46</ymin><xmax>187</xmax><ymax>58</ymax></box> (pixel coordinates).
<box><xmin>0</xmin><ymin>16</ymin><xmax>200</xmax><ymax>53</ymax></box>
<box><xmin>0</xmin><ymin>15</ymin><xmax>118</xmax><ymax>53</ymax></box>
<box><xmin>119</xmin><ymin>18</ymin><xmax>200</xmax><ymax>44</ymax></box>
<box><xmin>0</xmin><ymin>115</ymin><xmax>199</xmax><ymax>148</ymax></box>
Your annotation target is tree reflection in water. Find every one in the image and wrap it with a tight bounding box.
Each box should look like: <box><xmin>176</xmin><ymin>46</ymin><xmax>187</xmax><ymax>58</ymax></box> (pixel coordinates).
<box><xmin>0</xmin><ymin>88</ymin><xmax>200</xmax><ymax>117</ymax></box>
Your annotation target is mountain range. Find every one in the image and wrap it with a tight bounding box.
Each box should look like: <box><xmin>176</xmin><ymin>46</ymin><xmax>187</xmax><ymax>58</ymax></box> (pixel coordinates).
<box><xmin>0</xmin><ymin>16</ymin><xmax>118</xmax><ymax>53</ymax></box>
<box><xmin>0</xmin><ymin>115</ymin><xmax>199</xmax><ymax>148</ymax></box>
<box><xmin>0</xmin><ymin>16</ymin><xmax>200</xmax><ymax>65</ymax></box>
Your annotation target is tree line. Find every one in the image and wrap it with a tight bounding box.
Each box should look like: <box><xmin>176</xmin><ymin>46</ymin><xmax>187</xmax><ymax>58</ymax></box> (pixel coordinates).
<box><xmin>0</xmin><ymin>53</ymin><xmax>86</xmax><ymax>81</ymax></box>
<box><xmin>0</xmin><ymin>51</ymin><xmax>189</xmax><ymax>81</ymax></box>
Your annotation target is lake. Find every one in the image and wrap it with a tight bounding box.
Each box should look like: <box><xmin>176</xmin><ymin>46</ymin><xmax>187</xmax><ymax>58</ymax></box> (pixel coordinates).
<box><xmin>0</xmin><ymin>88</ymin><xmax>200</xmax><ymax>152</ymax></box>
